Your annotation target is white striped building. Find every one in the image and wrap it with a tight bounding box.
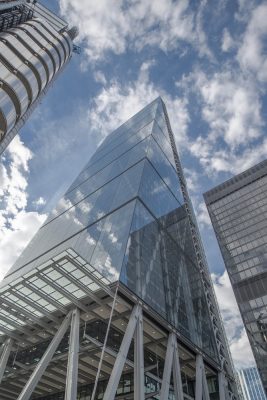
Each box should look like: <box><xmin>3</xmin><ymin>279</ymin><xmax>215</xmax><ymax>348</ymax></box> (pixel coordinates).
<box><xmin>0</xmin><ymin>0</ymin><xmax>76</xmax><ymax>154</ymax></box>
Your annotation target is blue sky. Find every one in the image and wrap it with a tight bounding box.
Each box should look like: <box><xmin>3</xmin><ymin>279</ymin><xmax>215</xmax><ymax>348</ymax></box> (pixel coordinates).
<box><xmin>1</xmin><ymin>0</ymin><xmax>267</xmax><ymax>369</ymax></box>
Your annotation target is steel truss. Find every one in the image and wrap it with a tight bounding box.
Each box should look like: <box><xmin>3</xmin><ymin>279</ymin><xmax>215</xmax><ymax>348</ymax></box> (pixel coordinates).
<box><xmin>0</xmin><ymin>248</ymin><xmax>231</xmax><ymax>400</ymax></box>
<box><xmin>0</xmin><ymin>295</ymin><xmax>231</xmax><ymax>400</ymax></box>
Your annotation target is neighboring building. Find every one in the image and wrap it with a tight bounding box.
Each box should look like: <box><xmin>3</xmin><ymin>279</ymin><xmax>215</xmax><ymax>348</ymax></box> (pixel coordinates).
<box><xmin>0</xmin><ymin>0</ymin><xmax>77</xmax><ymax>155</ymax></box>
<box><xmin>238</xmin><ymin>367</ymin><xmax>266</xmax><ymax>400</ymax></box>
<box><xmin>204</xmin><ymin>160</ymin><xmax>267</xmax><ymax>395</ymax></box>
<box><xmin>0</xmin><ymin>98</ymin><xmax>239</xmax><ymax>399</ymax></box>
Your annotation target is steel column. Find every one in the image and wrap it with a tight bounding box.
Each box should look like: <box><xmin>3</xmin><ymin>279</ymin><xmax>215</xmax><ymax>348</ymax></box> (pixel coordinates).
<box><xmin>64</xmin><ymin>308</ymin><xmax>80</xmax><ymax>400</ymax></box>
<box><xmin>195</xmin><ymin>355</ymin><xmax>203</xmax><ymax>400</ymax></box>
<box><xmin>218</xmin><ymin>372</ymin><xmax>226</xmax><ymax>400</ymax></box>
<box><xmin>160</xmin><ymin>332</ymin><xmax>184</xmax><ymax>400</ymax></box>
<box><xmin>203</xmin><ymin>365</ymin><xmax>211</xmax><ymax>400</ymax></box>
<box><xmin>160</xmin><ymin>333</ymin><xmax>175</xmax><ymax>400</ymax></box>
<box><xmin>17</xmin><ymin>311</ymin><xmax>72</xmax><ymax>400</ymax></box>
<box><xmin>0</xmin><ymin>338</ymin><xmax>13</xmax><ymax>384</ymax></box>
<box><xmin>195</xmin><ymin>354</ymin><xmax>210</xmax><ymax>400</ymax></box>
<box><xmin>134</xmin><ymin>308</ymin><xmax>144</xmax><ymax>400</ymax></box>
<box><xmin>173</xmin><ymin>336</ymin><xmax>184</xmax><ymax>400</ymax></box>
<box><xmin>103</xmin><ymin>304</ymin><xmax>142</xmax><ymax>400</ymax></box>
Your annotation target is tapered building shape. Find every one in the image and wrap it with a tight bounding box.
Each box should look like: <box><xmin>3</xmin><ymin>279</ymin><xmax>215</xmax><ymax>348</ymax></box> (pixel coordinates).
<box><xmin>0</xmin><ymin>98</ymin><xmax>238</xmax><ymax>399</ymax></box>
<box><xmin>204</xmin><ymin>161</ymin><xmax>267</xmax><ymax>395</ymax></box>
<box><xmin>0</xmin><ymin>0</ymin><xmax>77</xmax><ymax>155</ymax></box>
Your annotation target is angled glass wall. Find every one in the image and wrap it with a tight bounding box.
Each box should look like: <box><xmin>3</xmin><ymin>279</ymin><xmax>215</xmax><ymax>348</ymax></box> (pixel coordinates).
<box><xmin>2</xmin><ymin>97</ymin><xmax>218</xmax><ymax>363</ymax></box>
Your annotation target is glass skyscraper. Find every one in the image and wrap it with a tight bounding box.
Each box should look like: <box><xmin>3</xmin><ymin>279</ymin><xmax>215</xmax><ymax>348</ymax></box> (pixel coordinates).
<box><xmin>0</xmin><ymin>98</ymin><xmax>238</xmax><ymax>399</ymax></box>
<box><xmin>238</xmin><ymin>367</ymin><xmax>266</xmax><ymax>400</ymax></box>
<box><xmin>0</xmin><ymin>0</ymin><xmax>77</xmax><ymax>155</ymax></box>
<box><xmin>204</xmin><ymin>160</ymin><xmax>267</xmax><ymax>395</ymax></box>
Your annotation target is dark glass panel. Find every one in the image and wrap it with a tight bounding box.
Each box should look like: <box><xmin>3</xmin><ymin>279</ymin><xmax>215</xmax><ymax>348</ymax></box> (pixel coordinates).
<box><xmin>147</xmin><ymin>136</ymin><xmax>183</xmax><ymax>204</ymax></box>
<box><xmin>151</xmin><ymin>119</ymin><xmax>175</xmax><ymax>167</ymax></box>
<box><xmin>120</xmin><ymin>200</ymin><xmax>218</xmax><ymax>360</ymax></box>
<box><xmin>65</xmin><ymin>136</ymin><xmax>150</xmax><ymax>202</ymax></box>
<box><xmin>67</xmin><ymin>125</ymin><xmax>151</xmax><ymax>192</ymax></box>
<box><xmin>8</xmin><ymin>201</ymin><xmax>136</xmax><ymax>283</ymax></box>
<box><xmin>96</xmin><ymin>99</ymin><xmax>158</xmax><ymax>152</ymax></box>
<box><xmin>10</xmin><ymin>162</ymin><xmax>144</xmax><ymax>273</ymax></box>
<box><xmin>139</xmin><ymin>160</ymin><xmax>180</xmax><ymax>219</ymax></box>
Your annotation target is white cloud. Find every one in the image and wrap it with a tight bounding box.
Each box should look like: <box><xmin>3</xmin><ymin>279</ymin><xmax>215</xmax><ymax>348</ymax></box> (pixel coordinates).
<box><xmin>194</xmin><ymin>0</ymin><xmax>214</xmax><ymax>60</ymax></box>
<box><xmin>93</xmin><ymin>70</ymin><xmax>107</xmax><ymax>85</ymax></box>
<box><xmin>59</xmin><ymin>0</ymin><xmax>211</xmax><ymax>62</ymax></box>
<box><xmin>32</xmin><ymin>196</ymin><xmax>46</xmax><ymax>207</ymax></box>
<box><xmin>196</xmin><ymin>201</ymin><xmax>211</xmax><ymax>227</ymax></box>
<box><xmin>184</xmin><ymin>167</ymin><xmax>201</xmax><ymax>193</ymax></box>
<box><xmin>237</xmin><ymin>3</ymin><xmax>267</xmax><ymax>82</ymax></box>
<box><xmin>212</xmin><ymin>271</ymin><xmax>255</xmax><ymax>368</ymax></box>
<box><xmin>0</xmin><ymin>211</ymin><xmax>46</xmax><ymax>281</ymax></box>
<box><xmin>87</xmin><ymin>62</ymin><xmax>190</xmax><ymax>148</ymax></box>
<box><xmin>0</xmin><ymin>137</ymin><xmax>46</xmax><ymax>281</ymax></box>
<box><xmin>183</xmin><ymin>66</ymin><xmax>266</xmax><ymax>177</ymax></box>
<box><xmin>221</xmin><ymin>28</ymin><xmax>235</xmax><ymax>52</ymax></box>
<box><xmin>195</xmin><ymin>70</ymin><xmax>263</xmax><ymax>148</ymax></box>
<box><xmin>200</xmin><ymin>137</ymin><xmax>267</xmax><ymax>176</ymax></box>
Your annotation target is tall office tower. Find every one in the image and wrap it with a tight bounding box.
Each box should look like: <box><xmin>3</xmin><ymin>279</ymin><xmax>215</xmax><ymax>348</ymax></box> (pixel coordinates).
<box><xmin>204</xmin><ymin>160</ymin><xmax>267</xmax><ymax>395</ymax></box>
<box><xmin>238</xmin><ymin>367</ymin><xmax>266</xmax><ymax>400</ymax></box>
<box><xmin>0</xmin><ymin>98</ymin><xmax>238</xmax><ymax>399</ymax></box>
<box><xmin>0</xmin><ymin>0</ymin><xmax>77</xmax><ymax>155</ymax></box>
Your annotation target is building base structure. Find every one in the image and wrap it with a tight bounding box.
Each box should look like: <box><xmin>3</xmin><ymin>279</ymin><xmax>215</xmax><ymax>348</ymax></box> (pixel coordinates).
<box><xmin>0</xmin><ymin>97</ymin><xmax>239</xmax><ymax>399</ymax></box>
<box><xmin>0</xmin><ymin>251</ymin><xmax>234</xmax><ymax>399</ymax></box>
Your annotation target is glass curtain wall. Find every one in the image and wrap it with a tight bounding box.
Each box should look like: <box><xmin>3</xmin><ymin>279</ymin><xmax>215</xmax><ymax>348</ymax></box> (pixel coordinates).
<box><xmin>3</xmin><ymin>98</ymin><xmax>218</xmax><ymax>362</ymax></box>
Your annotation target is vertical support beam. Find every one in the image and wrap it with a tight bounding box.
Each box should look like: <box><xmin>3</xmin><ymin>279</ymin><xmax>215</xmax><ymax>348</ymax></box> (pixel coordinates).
<box><xmin>0</xmin><ymin>338</ymin><xmax>13</xmax><ymax>384</ymax></box>
<box><xmin>160</xmin><ymin>333</ymin><xmax>175</xmax><ymax>400</ymax></box>
<box><xmin>195</xmin><ymin>355</ymin><xmax>203</xmax><ymax>400</ymax></box>
<box><xmin>195</xmin><ymin>354</ymin><xmax>210</xmax><ymax>400</ymax></box>
<box><xmin>103</xmin><ymin>304</ymin><xmax>141</xmax><ymax>400</ymax></box>
<box><xmin>134</xmin><ymin>308</ymin><xmax>144</xmax><ymax>400</ymax></box>
<box><xmin>218</xmin><ymin>372</ymin><xmax>227</xmax><ymax>400</ymax></box>
<box><xmin>173</xmin><ymin>338</ymin><xmax>184</xmax><ymax>400</ymax></box>
<box><xmin>17</xmin><ymin>311</ymin><xmax>72</xmax><ymax>400</ymax></box>
<box><xmin>202</xmin><ymin>366</ymin><xmax>210</xmax><ymax>400</ymax></box>
<box><xmin>65</xmin><ymin>308</ymin><xmax>80</xmax><ymax>400</ymax></box>
<box><xmin>160</xmin><ymin>333</ymin><xmax>184</xmax><ymax>400</ymax></box>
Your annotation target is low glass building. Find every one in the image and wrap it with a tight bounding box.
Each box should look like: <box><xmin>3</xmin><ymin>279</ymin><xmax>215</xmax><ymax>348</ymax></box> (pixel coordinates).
<box><xmin>0</xmin><ymin>98</ymin><xmax>238</xmax><ymax>399</ymax></box>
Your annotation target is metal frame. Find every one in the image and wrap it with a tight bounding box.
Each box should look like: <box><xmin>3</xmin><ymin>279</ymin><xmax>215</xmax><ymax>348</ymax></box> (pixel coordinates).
<box><xmin>0</xmin><ymin>250</ymin><xmax>225</xmax><ymax>399</ymax></box>
<box><xmin>160</xmin><ymin>332</ymin><xmax>184</xmax><ymax>400</ymax></box>
<box><xmin>195</xmin><ymin>355</ymin><xmax>210</xmax><ymax>400</ymax></box>
<box><xmin>0</xmin><ymin>294</ymin><xmax>226</xmax><ymax>400</ymax></box>
<box><xmin>0</xmin><ymin>339</ymin><xmax>13</xmax><ymax>384</ymax></box>
<box><xmin>103</xmin><ymin>304</ymin><xmax>144</xmax><ymax>400</ymax></box>
<box><xmin>64</xmin><ymin>308</ymin><xmax>80</xmax><ymax>400</ymax></box>
<box><xmin>17</xmin><ymin>311</ymin><xmax>73</xmax><ymax>400</ymax></box>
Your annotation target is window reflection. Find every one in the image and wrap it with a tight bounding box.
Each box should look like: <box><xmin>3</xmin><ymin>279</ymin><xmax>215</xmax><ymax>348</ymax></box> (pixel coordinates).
<box><xmin>120</xmin><ymin>200</ymin><xmax>218</xmax><ymax>361</ymax></box>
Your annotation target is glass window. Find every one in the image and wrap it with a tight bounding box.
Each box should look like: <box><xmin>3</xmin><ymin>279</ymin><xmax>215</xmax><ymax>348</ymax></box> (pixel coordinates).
<box><xmin>147</xmin><ymin>136</ymin><xmax>183</xmax><ymax>204</ymax></box>
<box><xmin>139</xmin><ymin>160</ymin><xmax>180</xmax><ymax>219</ymax></box>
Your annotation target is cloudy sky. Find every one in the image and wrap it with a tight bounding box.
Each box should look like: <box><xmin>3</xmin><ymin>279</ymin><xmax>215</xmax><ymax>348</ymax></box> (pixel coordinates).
<box><xmin>1</xmin><ymin>0</ymin><xmax>267</xmax><ymax>370</ymax></box>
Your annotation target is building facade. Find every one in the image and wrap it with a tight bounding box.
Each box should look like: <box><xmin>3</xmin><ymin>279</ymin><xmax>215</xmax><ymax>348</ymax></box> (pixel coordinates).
<box><xmin>238</xmin><ymin>367</ymin><xmax>266</xmax><ymax>400</ymax></box>
<box><xmin>204</xmin><ymin>160</ymin><xmax>267</xmax><ymax>395</ymax></box>
<box><xmin>0</xmin><ymin>0</ymin><xmax>76</xmax><ymax>155</ymax></box>
<box><xmin>0</xmin><ymin>98</ymin><xmax>238</xmax><ymax>399</ymax></box>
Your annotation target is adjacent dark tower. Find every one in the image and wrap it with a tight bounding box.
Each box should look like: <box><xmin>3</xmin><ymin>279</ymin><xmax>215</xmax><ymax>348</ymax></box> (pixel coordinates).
<box><xmin>0</xmin><ymin>0</ymin><xmax>77</xmax><ymax>155</ymax></box>
<box><xmin>204</xmin><ymin>161</ymin><xmax>267</xmax><ymax>393</ymax></box>
<box><xmin>204</xmin><ymin>160</ymin><xmax>267</xmax><ymax>395</ymax></box>
<box><xmin>0</xmin><ymin>98</ymin><xmax>239</xmax><ymax>399</ymax></box>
